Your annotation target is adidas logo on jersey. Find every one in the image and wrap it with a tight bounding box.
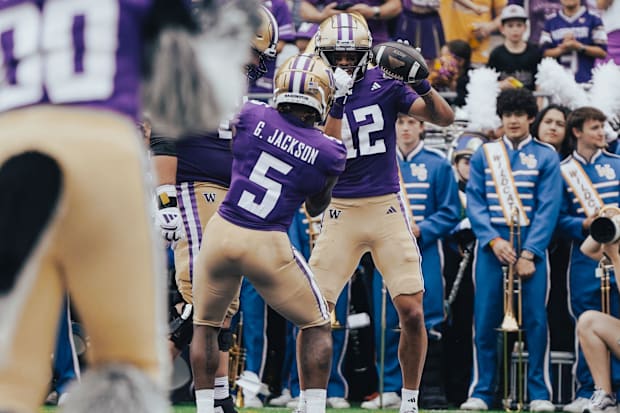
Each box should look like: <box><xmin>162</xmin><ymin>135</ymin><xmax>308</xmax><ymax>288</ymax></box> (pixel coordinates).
<box><xmin>371</xmin><ymin>82</ymin><xmax>381</xmax><ymax>91</ymax></box>
<box><xmin>386</xmin><ymin>206</ymin><xmax>397</xmax><ymax>214</ymax></box>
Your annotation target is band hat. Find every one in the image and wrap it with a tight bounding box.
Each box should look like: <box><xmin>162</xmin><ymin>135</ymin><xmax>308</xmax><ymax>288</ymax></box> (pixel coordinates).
<box><xmin>500</xmin><ymin>4</ymin><xmax>528</xmax><ymax>22</ymax></box>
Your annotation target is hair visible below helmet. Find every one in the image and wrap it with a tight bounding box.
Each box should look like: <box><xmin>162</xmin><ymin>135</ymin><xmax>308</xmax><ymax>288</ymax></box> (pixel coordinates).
<box><xmin>449</xmin><ymin>132</ymin><xmax>488</xmax><ymax>163</ymax></box>
<box><xmin>314</xmin><ymin>12</ymin><xmax>372</xmax><ymax>81</ymax></box>
<box><xmin>247</xmin><ymin>5</ymin><xmax>279</xmax><ymax>81</ymax></box>
<box><xmin>273</xmin><ymin>54</ymin><xmax>335</xmax><ymax>122</ymax></box>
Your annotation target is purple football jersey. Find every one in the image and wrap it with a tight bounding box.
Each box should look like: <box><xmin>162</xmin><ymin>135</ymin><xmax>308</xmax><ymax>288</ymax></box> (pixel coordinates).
<box><xmin>0</xmin><ymin>0</ymin><xmax>151</xmax><ymax>119</ymax></box>
<box><xmin>218</xmin><ymin>101</ymin><xmax>347</xmax><ymax>232</ymax></box>
<box><xmin>175</xmin><ymin>132</ymin><xmax>233</xmax><ymax>187</ymax></box>
<box><xmin>333</xmin><ymin>67</ymin><xmax>419</xmax><ymax>198</ymax></box>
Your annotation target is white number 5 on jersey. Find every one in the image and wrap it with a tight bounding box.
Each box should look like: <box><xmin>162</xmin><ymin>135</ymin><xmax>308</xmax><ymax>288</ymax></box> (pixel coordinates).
<box><xmin>238</xmin><ymin>152</ymin><xmax>293</xmax><ymax>219</ymax></box>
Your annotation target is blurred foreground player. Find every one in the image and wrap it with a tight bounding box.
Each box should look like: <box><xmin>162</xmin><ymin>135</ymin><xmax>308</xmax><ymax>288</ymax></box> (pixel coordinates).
<box><xmin>0</xmin><ymin>0</ymin><xmax>260</xmax><ymax>412</ymax></box>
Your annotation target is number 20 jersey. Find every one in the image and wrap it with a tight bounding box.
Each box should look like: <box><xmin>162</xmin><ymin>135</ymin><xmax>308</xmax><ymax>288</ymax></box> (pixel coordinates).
<box><xmin>333</xmin><ymin>67</ymin><xmax>420</xmax><ymax>198</ymax></box>
<box><xmin>0</xmin><ymin>0</ymin><xmax>151</xmax><ymax>119</ymax></box>
<box><xmin>218</xmin><ymin>100</ymin><xmax>347</xmax><ymax>232</ymax></box>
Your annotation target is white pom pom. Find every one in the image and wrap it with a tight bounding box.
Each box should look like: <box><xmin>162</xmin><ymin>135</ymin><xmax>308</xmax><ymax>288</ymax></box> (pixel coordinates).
<box><xmin>589</xmin><ymin>61</ymin><xmax>620</xmax><ymax>119</ymax></box>
<box><xmin>464</xmin><ymin>67</ymin><xmax>502</xmax><ymax>131</ymax></box>
<box><xmin>535</xmin><ymin>57</ymin><xmax>589</xmax><ymax>109</ymax></box>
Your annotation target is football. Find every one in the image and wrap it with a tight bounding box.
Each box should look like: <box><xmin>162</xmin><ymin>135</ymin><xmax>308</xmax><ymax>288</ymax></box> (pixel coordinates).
<box><xmin>372</xmin><ymin>41</ymin><xmax>429</xmax><ymax>83</ymax></box>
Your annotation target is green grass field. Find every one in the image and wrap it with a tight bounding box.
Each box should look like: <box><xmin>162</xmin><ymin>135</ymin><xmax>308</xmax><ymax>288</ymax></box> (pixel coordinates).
<box><xmin>39</xmin><ymin>407</ymin><xmax>402</xmax><ymax>413</ymax></box>
<box><xmin>39</xmin><ymin>406</ymin><xmax>512</xmax><ymax>413</ymax></box>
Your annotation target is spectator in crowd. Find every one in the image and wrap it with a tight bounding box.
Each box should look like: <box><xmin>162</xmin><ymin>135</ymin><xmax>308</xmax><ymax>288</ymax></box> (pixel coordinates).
<box><xmin>488</xmin><ymin>4</ymin><xmax>542</xmax><ymax>91</ymax></box>
<box><xmin>428</xmin><ymin>40</ymin><xmax>473</xmax><ymax>107</ymax></box>
<box><xmin>558</xmin><ymin>107</ymin><xmax>620</xmax><ymax>413</ymax></box>
<box><xmin>530</xmin><ymin>104</ymin><xmax>574</xmax><ymax>355</ymax></box>
<box><xmin>365</xmin><ymin>114</ymin><xmax>460</xmax><ymax>409</ymax></box>
<box><xmin>298</xmin><ymin>0</ymin><xmax>403</xmax><ymax>45</ymax></box>
<box><xmin>532</xmin><ymin>104</ymin><xmax>572</xmax><ymax>159</ymax></box>
<box><xmin>540</xmin><ymin>0</ymin><xmax>608</xmax><ymax>83</ymax></box>
<box><xmin>578</xmin><ymin>235</ymin><xmax>620</xmax><ymax>413</ymax></box>
<box><xmin>508</xmin><ymin>0</ymin><xmax>562</xmax><ymax>45</ymax></box>
<box><xmin>440</xmin><ymin>0</ymin><xmax>506</xmax><ymax>65</ymax></box>
<box><xmin>393</xmin><ymin>0</ymin><xmax>446</xmax><ymax>62</ymax></box>
<box><xmin>596</xmin><ymin>0</ymin><xmax>620</xmax><ymax>64</ymax></box>
<box><xmin>462</xmin><ymin>88</ymin><xmax>561</xmax><ymax>412</ymax></box>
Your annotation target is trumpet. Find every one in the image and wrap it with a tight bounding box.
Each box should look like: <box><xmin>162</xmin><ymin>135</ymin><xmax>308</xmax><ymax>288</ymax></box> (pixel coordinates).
<box><xmin>228</xmin><ymin>312</ymin><xmax>246</xmax><ymax>407</ymax></box>
<box><xmin>596</xmin><ymin>258</ymin><xmax>612</xmax><ymax>315</ymax></box>
<box><xmin>499</xmin><ymin>207</ymin><xmax>524</xmax><ymax>412</ymax></box>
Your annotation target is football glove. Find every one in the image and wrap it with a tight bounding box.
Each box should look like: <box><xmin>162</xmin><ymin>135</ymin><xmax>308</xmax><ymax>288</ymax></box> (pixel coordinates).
<box><xmin>155</xmin><ymin>184</ymin><xmax>184</xmax><ymax>246</ymax></box>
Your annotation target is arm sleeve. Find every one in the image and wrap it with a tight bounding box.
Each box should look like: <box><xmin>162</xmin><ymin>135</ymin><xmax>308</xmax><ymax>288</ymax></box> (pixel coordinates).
<box><xmin>149</xmin><ymin>133</ymin><xmax>178</xmax><ymax>157</ymax></box>
<box><xmin>418</xmin><ymin>161</ymin><xmax>462</xmax><ymax>246</ymax></box>
<box><xmin>521</xmin><ymin>153</ymin><xmax>563</xmax><ymax>258</ymax></box>
<box><xmin>557</xmin><ymin>180</ymin><xmax>587</xmax><ymax>241</ymax></box>
<box><xmin>466</xmin><ymin>149</ymin><xmax>501</xmax><ymax>246</ymax></box>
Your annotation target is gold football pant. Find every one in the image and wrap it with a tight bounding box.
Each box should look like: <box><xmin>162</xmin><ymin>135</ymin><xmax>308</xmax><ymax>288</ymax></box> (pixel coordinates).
<box><xmin>0</xmin><ymin>106</ymin><xmax>169</xmax><ymax>413</ymax></box>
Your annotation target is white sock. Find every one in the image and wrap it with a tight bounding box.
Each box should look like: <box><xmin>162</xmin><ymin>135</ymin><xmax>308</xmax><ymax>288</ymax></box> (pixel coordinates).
<box><xmin>305</xmin><ymin>388</ymin><xmax>327</xmax><ymax>413</ymax></box>
<box><xmin>196</xmin><ymin>389</ymin><xmax>215</xmax><ymax>413</ymax></box>
<box><xmin>214</xmin><ymin>376</ymin><xmax>229</xmax><ymax>400</ymax></box>
<box><xmin>400</xmin><ymin>389</ymin><xmax>419</xmax><ymax>413</ymax></box>
<box><xmin>297</xmin><ymin>389</ymin><xmax>306</xmax><ymax>408</ymax></box>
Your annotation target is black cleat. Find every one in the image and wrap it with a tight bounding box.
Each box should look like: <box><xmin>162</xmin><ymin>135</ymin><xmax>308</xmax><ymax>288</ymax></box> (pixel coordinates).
<box><xmin>214</xmin><ymin>396</ymin><xmax>237</xmax><ymax>413</ymax></box>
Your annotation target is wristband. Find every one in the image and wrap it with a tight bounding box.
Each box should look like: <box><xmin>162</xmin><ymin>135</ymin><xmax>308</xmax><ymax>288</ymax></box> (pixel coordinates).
<box><xmin>329</xmin><ymin>97</ymin><xmax>346</xmax><ymax>119</ymax></box>
<box><xmin>412</xmin><ymin>79</ymin><xmax>432</xmax><ymax>96</ymax></box>
<box><xmin>489</xmin><ymin>237</ymin><xmax>501</xmax><ymax>248</ymax></box>
<box><xmin>373</xmin><ymin>6</ymin><xmax>381</xmax><ymax>18</ymax></box>
<box><xmin>157</xmin><ymin>184</ymin><xmax>177</xmax><ymax>208</ymax></box>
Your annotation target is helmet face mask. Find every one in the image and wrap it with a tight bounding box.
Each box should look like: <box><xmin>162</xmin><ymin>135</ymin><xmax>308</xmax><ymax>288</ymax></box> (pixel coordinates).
<box><xmin>273</xmin><ymin>54</ymin><xmax>335</xmax><ymax>122</ymax></box>
<box><xmin>247</xmin><ymin>6</ymin><xmax>279</xmax><ymax>81</ymax></box>
<box><xmin>314</xmin><ymin>13</ymin><xmax>372</xmax><ymax>81</ymax></box>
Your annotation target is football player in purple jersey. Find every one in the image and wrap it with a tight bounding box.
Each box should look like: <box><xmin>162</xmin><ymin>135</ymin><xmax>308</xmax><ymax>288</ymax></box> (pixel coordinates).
<box><xmin>150</xmin><ymin>6</ymin><xmax>279</xmax><ymax>412</ymax></box>
<box><xmin>308</xmin><ymin>12</ymin><xmax>454</xmax><ymax>413</ymax></box>
<box><xmin>189</xmin><ymin>53</ymin><xmax>349</xmax><ymax>413</ymax></box>
<box><xmin>0</xmin><ymin>1</ymin><xmax>260</xmax><ymax>412</ymax></box>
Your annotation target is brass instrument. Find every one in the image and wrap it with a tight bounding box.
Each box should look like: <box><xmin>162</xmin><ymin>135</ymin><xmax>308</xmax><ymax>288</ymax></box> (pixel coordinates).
<box><xmin>596</xmin><ymin>258</ymin><xmax>612</xmax><ymax>315</ymax></box>
<box><xmin>499</xmin><ymin>207</ymin><xmax>524</xmax><ymax>412</ymax></box>
<box><xmin>229</xmin><ymin>312</ymin><xmax>246</xmax><ymax>407</ymax></box>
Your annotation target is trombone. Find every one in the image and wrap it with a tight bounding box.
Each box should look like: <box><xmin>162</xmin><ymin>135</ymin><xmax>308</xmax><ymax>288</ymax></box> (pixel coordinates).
<box><xmin>596</xmin><ymin>258</ymin><xmax>612</xmax><ymax>315</ymax></box>
<box><xmin>499</xmin><ymin>207</ymin><xmax>524</xmax><ymax>412</ymax></box>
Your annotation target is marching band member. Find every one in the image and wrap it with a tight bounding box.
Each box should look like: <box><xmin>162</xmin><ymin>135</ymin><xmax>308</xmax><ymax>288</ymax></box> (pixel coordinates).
<box><xmin>558</xmin><ymin>107</ymin><xmax>620</xmax><ymax>413</ymax></box>
<box><xmin>462</xmin><ymin>88</ymin><xmax>561</xmax><ymax>412</ymax></box>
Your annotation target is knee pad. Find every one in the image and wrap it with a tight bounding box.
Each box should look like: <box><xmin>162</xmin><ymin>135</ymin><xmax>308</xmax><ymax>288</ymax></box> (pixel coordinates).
<box><xmin>0</xmin><ymin>152</ymin><xmax>62</xmax><ymax>294</ymax></box>
<box><xmin>169</xmin><ymin>303</ymin><xmax>193</xmax><ymax>351</ymax></box>
<box><xmin>218</xmin><ymin>328</ymin><xmax>233</xmax><ymax>352</ymax></box>
<box><xmin>59</xmin><ymin>363</ymin><xmax>170</xmax><ymax>413</ymax></box>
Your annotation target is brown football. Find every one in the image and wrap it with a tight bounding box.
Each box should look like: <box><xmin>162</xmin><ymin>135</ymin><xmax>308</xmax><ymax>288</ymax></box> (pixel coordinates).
<box><xmin>372</xmin><ymin>41</ymin><xmax>429</xmax><ymax>83</ymax></box>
